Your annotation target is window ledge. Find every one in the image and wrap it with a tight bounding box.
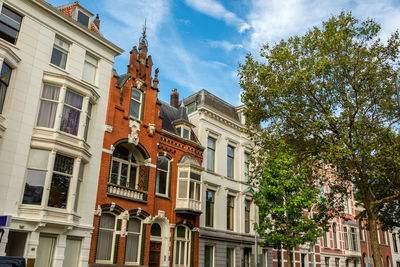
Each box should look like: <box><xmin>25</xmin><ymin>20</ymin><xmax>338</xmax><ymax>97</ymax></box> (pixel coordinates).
<box><xmin>49</xmin><ymin>63</ymin><xmax>69</xmax><ymax>74</ymax></box>
<box><xmin>155</xmin><ymin>194</ymin><xmax>170</xmax><ymax>200</ymax></box>
<box><xmin>19</xmin><ymin>205</ymin><xmax>81</xmax><ymax>224</ymax></box>
<box><xmin>80</xmin><ymin>78</ymin><xmax>98</xmax><ymax>90</ymax></box>
<box><xmin>0</xmin><ymin>39</ymin><xmax>20</xmax><ymax>52</ymax></box>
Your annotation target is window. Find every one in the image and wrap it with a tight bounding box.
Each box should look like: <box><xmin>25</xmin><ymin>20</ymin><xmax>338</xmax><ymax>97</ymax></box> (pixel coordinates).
<box><xmin>335</xmin><ymin>258</ymin><xmax>340</xmax><ymax>267</ymax></box>
<box><xmin>227</xmin><ymin>145</ymin><xmax>234</xmax><ymax>178</ymax></box>
<box><xmin>277</xmin><ymin>249</ymin><xmax>282</xmax><ymax>267</ymax></box>
<box><xmin>37</xmin><ymin>85</ymin><xmax>91</xmax><ymax>138</ymax></box>
<box><xmin>48</xmin><ymin>154</ymin><xmax>74</xmax><ymax>208</ymax></box>
<box><xmin>176</xmin><ymin>126</ymin><xmax>191</xmax><ymax>139</ymax></box>
<box><xmin>96</xmin><ymin>213</ymin><xmax>116</xmax><ymax>262</ymax></box>
<box><xmin>244</xmin><ymin>152</ymin><xmax>250</xmax><ymax>182</ymax></box>
<box><xmin>177</xmin><ymin>168</ymin><xmax>202</xmax><ymax>206</ymax></box>
<box><xmin>125</xmin><ymin>218</ymin><xmax>142</xmax><ymax>264</ymax></box>
<box><xmin>130</xmin><ymin>88</ymin><xmax>143</xmax><ymax>120</ymax></box>
<box><xmin>0</xmin><ymin>5</ymin><xmax>22</xmax><ymax>44</ymax></box>
<box><xmin>344</xmin><ymin>227</ymin><xmax>349</xmax><ymax>250</ymax></box>
<box><xmin>156</xmin><ymin>156</ymin><xmax>170</xmax><ymax>196</ymax></box>
<box><xmin>205</xmin><ymin>190</ymin><xmax>215</xmax><ymax>227</ymax></box>
<box><xmin>245</xmin><ymin>199</ymin><xmax>250</xmax><ymax>233</ymax></box>
<box><xmin>5</xmin><ymin>231</ymin><xmax>27</xmax><ymax>257</ymax></box>
<box><xmin>82</xmin><ymin>53</ymin><xmax>97</xmax><ymax>84</ymax></box>
<box><xmin>383</xmin><ymin>231</ymin><xmax>387</xmax><ymax>245</ymax></box>
<box><xmin>77</xmin><ymin>11</ymin><xmax>89</xmax><ymax>27</ymax></box>
<box><xmin>323</xmin><ymin>231</ymin><xmax>328</xmax><ymax>247</ymax></box>
<box><xmin>51</xmin><ymin>36</ymin><xmax>69</xmax><ymax>69</ymax></box>
<box><xmin>325</xmin><ymin>257</ymin><xmax>330</xmax><ymax>267</ymax></box>
<box><xmin>227</xmin><ymin>195</ymin><xmax>234</xmax><ymax>230</ymax></box>
<box><xmin>60</xmin><ymin>90</ymin><xmax>83</xmax><ymax>135</ymax></box>
<box><xmin>63</xmin><ymin>237</ymin><xmax>81</xmax><ymax>267</ymax></box>
<box><xmin>35</xmin><ymin>235</ymin><xmax>56</xmax><ymax>267</ymax></box>
<box><xmin>174</xmin><ymin>226</ymin><xmax>191</xmax><ymax>267</ymax></box>
<box><xmin>205</xmin><ymin>246</ymin><xmax>214</xmax><ymax>267</ymax></box>
<box><xmin>227</xmin><ymin>248</ymin><xmax>234</xmax><ymax>267</ymax></box>
<box><xmin>359</xmin><ymin>222</ymin><xmax>365</xmax><ymax>242</ymax></box>
<box><xmin>0</xmin><ymin>62</ymin><xmax>12</xmax><ymax>114</ymax></box>
<box><xmin>207</xmin><ymin>137</ymin><xmax>216</xmax><ymax>171</ymax></box>
<box><xmin>333</xmin><ymin>223</ymin><xmax>338</xmax><ymax>248</ymax></box>
<box><xmin>387</xmin><ymin>257</ymin><xmax>390</xmax><ymax>267</ymax></box>
<box><xmin>109</xmin><ymin>144</ymin><xmax>139</xmax><ymax>189</ymax></box>
<box><xmin>74</xmin><ymin>162</ymin><xmax>85</xmax><ymax>212</ymax></box>
<box><xmin>301</xmin><ymin>253</ymin><xmax>306</xmax><ymax>267</ymax></box>
<box><xmin>187</xmin><ymin>102</ymin><xmax>196</xmax><ymax>114</ymax></box>
<box><xmin>393</xmin><ymin>233</ymin><xmax>398</xmax><ymax>253</ymax></box>
<box><xmin>350</xmin><ymin>227</ymin><xmax>358</xmax><ymax>251</ymax></box>
<box><xmin>22</xmin><ymin>149</ymin><xmax>49</xmax><ymax>205</ymax></box>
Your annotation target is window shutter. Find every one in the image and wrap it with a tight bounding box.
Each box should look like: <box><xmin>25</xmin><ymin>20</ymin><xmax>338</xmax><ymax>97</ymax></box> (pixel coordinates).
<box><xmin>140</xmin><ymin>224</ymin><xmax>147</xmax><ymax>265</ymax></box>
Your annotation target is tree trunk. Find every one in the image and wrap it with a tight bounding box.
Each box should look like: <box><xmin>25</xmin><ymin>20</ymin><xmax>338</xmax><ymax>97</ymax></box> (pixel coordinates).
<box><xmin>367</xmin><ymin>209</ymin><xmax>383</xmax><ymax>267</ymax></box>
<box><xmin>286</xmin><ymin>244</ymin><xmax>292</xmax><ymax>267</ymax></box>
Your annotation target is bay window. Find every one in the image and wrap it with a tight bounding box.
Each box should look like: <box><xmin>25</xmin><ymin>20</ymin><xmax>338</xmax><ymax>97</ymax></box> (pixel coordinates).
<box><xmin>51</xmin><ymin>36</ymin><xmax>69</xmax><ymax>69</ymax></box>
<box><xmin>156</xmin><ymin>156</ymin><xmax>170</xmax><ymax>196</ymax></box>
<box><xmin>36</xmin><ymin>84</ymin><xmax>91</xmax><ymax>140</ymax></box>
<box><xmin>174</xmin><ymin>225</ymin><xmax>191</xmax><ymax>267</ymax></box>
<box><xmin>48</xmin><ymin>154</ymin><xmax>74</xmax><ymax>208</ymax></box>
<box><xmin>0</xmin><ymin>62</ymin><xmax>12</xmax><ymax>114</ymax></box>
<box><xmin>177</xmin><ymin>169</ymin><xmax>201</xmax><ymax>201</ymax></box>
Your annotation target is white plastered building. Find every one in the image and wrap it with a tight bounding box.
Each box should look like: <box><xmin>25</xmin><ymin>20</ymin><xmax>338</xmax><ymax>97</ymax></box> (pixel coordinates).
<box><xmin>0</xmin><ymin>0</ymin><xmax>122</xmax><ymax>266</ymax></box>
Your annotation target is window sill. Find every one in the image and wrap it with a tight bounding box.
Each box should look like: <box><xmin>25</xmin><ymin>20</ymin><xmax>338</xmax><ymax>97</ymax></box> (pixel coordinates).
<box><xmin>19</xmin><ymin>204</ymin><xmax>81</xmax><ymax>224</ymax></box>
<box><xmin>0</xmin><ymin>39</ymin><xmax>20</xmax><ymax>51</ymax></box>
<box><xmin>49</xmin><ymin>63</ymin><xmax>70</xmax><ymax>74</ymax></box>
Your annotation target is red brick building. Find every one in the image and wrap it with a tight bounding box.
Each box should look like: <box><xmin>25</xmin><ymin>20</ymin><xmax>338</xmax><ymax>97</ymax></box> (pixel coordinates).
<box><xmin>89</xmin><ymin>31</ymin><xmax>204</xmax><ymax>267</ymax></box>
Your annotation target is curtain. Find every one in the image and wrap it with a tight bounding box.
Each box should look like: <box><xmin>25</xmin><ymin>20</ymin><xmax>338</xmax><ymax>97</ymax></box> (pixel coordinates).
<box><xmin>60</xmin><ymin>90</ymin><xmax>82</xmax><ymax>135</ymax></box>
<box><xmin>125</xmin><ymin>234</ymin><xmax>139</xmax><ymax>262</ymax></box>
<box><xmin>62</xmin><ymin>238</ymin><xmax>81</xmax><ymax>267</ymax></box>
<box><xmin>37</xmin><ymin>85</ymin><xmax>59</xmax><ymax>128</ymax></box>
<box><xmin>96</xmin><ymin>214</ymin><xmax>115</xmax><ymax>261</ymax></box>
<box><xmin>34</xmin><ymin>236</ymin><xmax>56</xmax><ymax>267</ymax></box>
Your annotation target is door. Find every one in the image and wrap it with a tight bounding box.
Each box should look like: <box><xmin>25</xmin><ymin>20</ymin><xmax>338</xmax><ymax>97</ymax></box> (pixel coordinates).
<box><xmin>34</xmin><ymin>235</ymin><xmax>56</xmax><ymax>267</ymax></box>
<box><xmin>149</xmin><ymin>241</ymin><xmax>161</xmax><ymax>267</ymax></box>
<box><xmin>243</xmin><ymin>248</ymin><xmax>251</xmax><ymax>267</ymax></box>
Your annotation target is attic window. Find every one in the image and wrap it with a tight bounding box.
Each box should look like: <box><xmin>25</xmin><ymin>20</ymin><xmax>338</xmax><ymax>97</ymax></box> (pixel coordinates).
<box><xmin>77</xmin><ymin>10</ymin><xmax>89</xmax><ymax>27</ymax></box>
<box><xmin>176</xmin><ymin>126</ymin><xmax>191</xmax><ymax>140</ymax></box>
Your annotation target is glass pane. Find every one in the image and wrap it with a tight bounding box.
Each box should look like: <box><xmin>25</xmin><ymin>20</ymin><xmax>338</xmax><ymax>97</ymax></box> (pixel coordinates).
<box><xmin>183</xmin><ymin>128</ymin><xmax>189</xmax><ymax>139</ymax></box>
<box><xmin>0</xmin><ymin>62</ymin><xmax>12</xmax><ymax>84</ymax></box>
<box><xmin>99</xmin><ymin>213</ymin><xmax>115</xmax><ymax>229</ymax></box>
<box><xmin>120</xmin><ymin>163</ymin><xmax>128</xmax><ymax>186</ymax></box>
<box><xmin>128</xmin><ymin>218</ymin><xmax>141</xmax><ymax>233</ymax></box>
<box><xmin>196</xmin><ymin>183</ymin><xmax>200</xmax><ymax>200</ymax></box>
<box><xmin>110</xmin><ymin>161</ymin><xmax>119</xmax><ymax>184</ymax></box>
<box><xmin>83</xmin><ymin>115</ymin><xmax>90</xmax><ymax>141</ymax></box>
<box><xmin>85</xmin><ymin>54</ymin><xmax>97</xmax><ymax>65</ymax></box>
<box><xmin>41</xmin><ymin>84</ymin><xmax>60</xmax><ymax>100</ymax></box>
<box><xmin>87</xmin><ymin>102</ymin><xmax>93</xmax><ymax>116</ymax></box>
<box><xmin>189</xmin><ymin>181</ymin><xmax>194</xmax><ymax>199</ymax></box>
<box><xmin>131</xmin><ymin>89</ymin><xmax>141</xmax><ymax>101</ymax></box>
<box><xmin>27</xmin><ymin>149</ymin><xmax>49</xmax><ymax>169</ymax></box>
<box><xmin>178</xmin><ymin>180</ymin><xmax>187</xmax><ymax>198</ymax></box>
<box><xmin>190</xmin><ymin>172</ymin><xmax>201</xmax><ymax>181</ymax></box>
<box><xmin>65</xmin><ymin>90</ymin><xmax>83</xmax><ymax>109</ymax></box>
<box><xmin>227</xmin><ymin>146</ymin><xmax>234</xmax><ymax>156</ymax></box>
<box><xmin>53</xmin><ymin>154</ymin><xmax>74</xmax><ymax>174</ymax></box>
<box><xmin>129</xmin><ymin>100</ymin><xmax>140</xmax><ymax>118</ymax></box>
<box><xmin>113</xmin><ymin>145</ymin><xmax>129</xmax><ymax>160</ymax></box>
<box><xmin>205</xmin><ymin>246</ymin><xmax>213</xmax><ymax>267</ymax></box>
<box><xmin>125</xmin><ymin>234</ymin><xmax>139</xmax><ymax>262</ymax></box>
<box><xmin>156</xmin><ymin>170</ymin><xmax>167</xmax><ymax>194</ymax></box>
<box><xmin>175</xmin><ymin>242</ymin><xmax>180</xmax><ymax>264</ymax></box>
<box><xmin>0</xmin><ymin>82</ymin><xmax>7</xmax><ymax>114</ymax></box>
<box><xmin>51</xmin><ymin>47</ymin><xmax>67</xmax><ymax>69</ymax></box>
<box><xmin>207</xmin><ymin>137</ymin><xmax>215</xmax><ymax>149</ymax></box>
<box><xmin>177</xmin><ymin>226</ymin><xmax>186</xmax><ymax>238</ymax></box>
<box><xmin>48</xmin><ymin>174</ymin><xmax>70</xmax><ymax>208</ymax></box>
<box><xmin>180</xmin><ymin>171</ymin><xmax>188</xmax><ymax>178</ymax></box>
<box><xmin>60</xmin><ymin>105</ymin><xmax>80</xmax><ymax>135</ymax></box>
<box><xmin>129</xmin><ymin>166</ymin><xmax>137</xmax><ymax>188</ymax></box>
<box><xmin>2</xmin><ymin>6</ymin><xmax>22</xmax><ymax>24</ymax></box>
<box><xmin>227</xmin><ymin>158</ymin><xmax>232</xmax><ymax>177</ymax></box>
<box><xmin>82</xmin><ymin>62</ymin><xmax>95</xmax><ymax>83</ymax></box>
<box><xmin>54</xmin><ymin>36</ymin><xmax>69</xmax><ymax>50</ymax></box>
<box><xmin>150</xmin><ymin>223</ymin><xmax>161</xmax><ymax>236</ymax></box>
<box><xmin>180</xmin><ymin>241</ymin><xmax>185</xmax><ymax>265</ymax></box>
<box><xmin>157</xmin><ymin>157</ymin><xmax>168</xmax><ymax>171</ymax></box>
<box><xmin>63</xmin><ymin>238</ymin><xmax>81</xmax><ymax>267</ymax></box>
<box><xmin>207</xmin><ymin>148</ymin><xmax>215</xmax><ymax>171</ymax></box>
<box><xmin>22</xmin><ymin>169</ymin><xmax>46</xmax><ymax>205</ymax></box>
<box><xmin>37</xmin><ymin>100</ymin><xmax>58</xmax><ymax>128</ymax></box>
<box><xmin>96</xmin><ymin>230</ymin><xmax>113</xmax><ymax>261</ymax></box>
<box><xmin>77</xmin><ymin>11</ymin><xmax>89</xmax><ymax>27</ymax></box>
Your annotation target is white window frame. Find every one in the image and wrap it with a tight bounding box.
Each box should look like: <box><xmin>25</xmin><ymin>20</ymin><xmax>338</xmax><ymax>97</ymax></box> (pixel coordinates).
<box><xmin>227</xmin><ymin>144</ymin><xmax>235</xmax><ymax>178</ymax></box>
<box><xmin>204</xmin><ymin>245</ymin><xmax>215</xmax><ymax>267</ymax></box>
<box><xmin>173</xmin><ymin>225</ymin><xmax>191</xmax><ymax>267</ymax></box>
<box><xmin>177</xmin><ymin>167</ymin><xmax>201</xmax><ymax>202</ymax></box>
<box><xmin>0</xmin><ymin>5</ymin><xmax>22</xmax><ymax>45</ymax></box>
<box><xmin>50</xmin><ymin>36</ymin><xmax>70</xmax><ymax>70</ymax></box>
<box><xmin>125</xmin><ymin>217</ymin><xmax>143</xmax><ymax>265</ymax></box>
<box><xmin>95</xmin><ymin>212</ymin><xmax>117</xmax><ymax>264</ymax></box>
<box><xmin>155</xmin><ymin>155</ymin><xmax>170</xmax><ymax>197</ymax></box>
<box><xmin>206</xmin><ymin>136</ymin><xmax>216</xmax><ymax>172</ymax></box>
<box><xmin>82</xmin><ymin>53</ymin><xmax>98</xmax><ymax>84</ymax></box>
<box><xmin>205</xmin><ymin>189</ymin><xmax>215</xmax><ymax>228</ymax></box>
<box><xmin>129</xmin><ymin>88</ymin><xmax>143</xmax><ymax>120</ymax></box>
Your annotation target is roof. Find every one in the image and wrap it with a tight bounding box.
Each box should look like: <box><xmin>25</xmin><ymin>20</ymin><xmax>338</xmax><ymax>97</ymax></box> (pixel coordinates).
<box><xmin>158</xmin><ymin>100</ymin><xmax>199</xmax><ymax>143</ymax></box>
<box><xmin>178</xmin><ymin>153</ymin><xmax>201</xmax><ymax>167</ymax></box>
<box><xmin>56</xmin><ymin>2</ymin><xmax>100</xmax><ymax>35</ymax></box>
<box><xmin>183</xmin><ymin>89</ymin><xmax>241</xmax><ymax>123</ymax></box>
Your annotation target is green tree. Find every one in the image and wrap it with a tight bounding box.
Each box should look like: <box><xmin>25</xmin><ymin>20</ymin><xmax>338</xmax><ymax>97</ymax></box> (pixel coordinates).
<box><xmin>239</xmin><ymin>12</ymin><xmax>400</xmax><ymax>267</ymax></box>
<box><xmin>253</xmin><ymin>141</ymin><xmax>329</xmax><ymax>267</ymax></box>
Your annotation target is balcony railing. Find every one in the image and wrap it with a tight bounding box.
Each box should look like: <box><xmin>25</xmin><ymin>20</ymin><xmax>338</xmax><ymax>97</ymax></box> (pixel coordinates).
<box><xmin>175</xmin><ymin>198</ymin><xmax>202</xmax><ymax>214</ymax></box>
<box><xmin>107</xmin><ymin>183</ymin><xmax>147</xmax><ymax>202</ymax></box>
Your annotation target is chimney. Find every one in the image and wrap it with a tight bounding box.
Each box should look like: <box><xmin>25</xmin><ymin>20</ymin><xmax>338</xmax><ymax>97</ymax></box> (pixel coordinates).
<box><xmin>93</xmin><ymin>14</ymin><xmax>100</xmax><ymax>29</ymax></box>
<box><xmin>170</xmin><ymin>88</ymin><xmax>179</xmax><ymax>108</ymax></box>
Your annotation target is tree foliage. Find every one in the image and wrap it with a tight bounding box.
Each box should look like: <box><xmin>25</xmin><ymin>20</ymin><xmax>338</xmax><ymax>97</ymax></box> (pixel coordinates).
<box><xmin>253</xmin><ymin>141</ymin><xmax>330</xmax><ymax>267</ymax></box>
<box><xmin>240</xmin><ymin>11</ymin><xmax>400</xmax><ymax>267</ymax></box>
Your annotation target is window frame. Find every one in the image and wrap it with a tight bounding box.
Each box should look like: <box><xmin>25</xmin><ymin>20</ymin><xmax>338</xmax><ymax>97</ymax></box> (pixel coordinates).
<box><xmin>227</xmin><ymin>145</ymin><xmax>235</xmax><ymax>178</ymax></box>
<box><xmin>173</xmin><ymin>225</ymin><xmax>191</xmax><ymax>267</ymax></box>
<box><xmin>50</xmin><ymin>36</ymin><xmax>70</xmax><ymax>70</ymax></box>
<box><xmin>0</xmin><ymin>5</ymin><xmax>22</xmax><ymax>45</ymax></box>
<box><xmin>155</xmin><ymin>155</ymin><xmax>171</xmax><ymax>197</ymax></box>
<box><xmin>95</xmin><ymin>212</ymin><xmax>117</xmax><ymax>264</ymax></box>
<box><xmin>332</xmin><ymin>222</ymin><xmax>338</xmax><ymax>249</ymax></box>
<box><xmin>0</xmin><ymin>61</ymin><xmax>12</xmax><ymax>115</ymax></box>
<box><xmin>129</xmin><ymin>88</ymin><xmax>143</xmax><ymax>120</ymax></box>
<box><xmin>227</xmin><ymin>194</ymin><xmax>234</xmax><ymax>231</ymax></box>
<box><xmin>82</xmin><ymin>53</ymin><xmax>98</xmax><ymax>84</ymax></box>
<box><xmin>59</xmin><ymin>89</ymin><xmax>83</xmax><ymax>136</ymax></box>
<box><xmin>205</xmin><ymin>190</ymin><xmax>215</xmax><ymax>227</ymax></box>
<box><xmin>109</xmin><ymin>145</ymin><xmax>140</xmax><ymax>189</ymax></box>
<box><xmin>125</xmin><ymin>217</ymin><xmax>143</xmax><ymax>265</ymax></box>
<box><xmin>207</xmin><ymin>137</ymin><xmax>216</xmax><ymax>171</ymax></box>
<box><xmin>244</xmin><ymin>199</ymin><xmax>251</xmax><ymax>233</ymax></box>
<box><xmin>205</xmin><ymin>245</ymin><xmax>214</xmax><ymax>267</ymax></box>
<box><xmin>227</xmin><ymin>247</ymin><xmax>235</xmax><ymax>267</ymax></box>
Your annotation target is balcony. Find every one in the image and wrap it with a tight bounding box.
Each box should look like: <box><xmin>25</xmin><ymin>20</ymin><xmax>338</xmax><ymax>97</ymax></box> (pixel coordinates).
<box><xmin>107</xmin><ymin>183</ymin><xmax>147</xmax><ymax>203</ymax></box>
<box><xmin>175</xmin><ymin>198</ymin><xmax>202</xmax><ymax>215</ymax></box>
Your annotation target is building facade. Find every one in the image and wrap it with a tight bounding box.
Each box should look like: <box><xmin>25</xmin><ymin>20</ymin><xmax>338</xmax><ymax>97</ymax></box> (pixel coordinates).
<box><xmin>88</xmin><ymin>33</ymin><xmax>204</xmax><ymax>267</ymax></box>
<box><xmin>0</xmin><ymin>1</ymin><xmax>123</xmax><ymax>266</ymax></box>
<box><xmin>389</xmin><ymin>228</ymin><xmax>400</xmax><ymax>267</ymax></box>
<box><xmin>183</xmin><ymin>90</ymin><xmax>271</xmax><ymax>267</ymax></box>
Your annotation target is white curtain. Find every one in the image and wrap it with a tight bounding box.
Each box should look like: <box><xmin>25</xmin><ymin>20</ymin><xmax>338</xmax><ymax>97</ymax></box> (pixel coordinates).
<box><xmin>34</xmin><ymin>236</ymin><xmax>56</xmax><ymax>267</ymax></box>
<box><xmin>63</xmin><ymin>238</ymin><xmax>81</xmax><ymax>267</ymax></box>
<box><xmin>96</xmin><ymin>214</ymin><xmax>115</xmax><ymax>261</ymax></box>
<box><xmin>37</xmin><ymin>85</ymin><xmax>59</xmax><ymax>128</ymax></box>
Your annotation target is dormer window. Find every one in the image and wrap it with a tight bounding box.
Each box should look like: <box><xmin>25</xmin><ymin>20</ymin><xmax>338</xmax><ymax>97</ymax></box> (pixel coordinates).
<box><xmin>77</xmin><ymin>10</ymin><xmax>89</xmax><ymax>27</ymax></box>
<box><xmin>176</xmin><ymin>126</ymin><xmax>191</xmax><ymax>140</ymax></box>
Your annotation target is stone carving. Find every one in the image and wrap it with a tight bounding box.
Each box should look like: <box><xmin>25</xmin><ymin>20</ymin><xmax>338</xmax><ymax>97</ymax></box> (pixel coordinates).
<box><xmin>144</xmin><ymin>216</ymin><xmax>152</xmax><ymax>224</ymax></box>
<box><xmin>110</xmin><ymin>202</ymin><xmax>116</xmax><ymax>211</ymax></box>
<box><xmin>94</xmin><ymin>205</ymin><xmax>102</xmax><ymax>216</ymax></box>
<box><xmin>105</xmin><ymin>125</ymin><xmax>113</xmax><ymax>133</ymax></box>
<box><xmin>148</xmin><ymin>123</ymin><xmax>156</xmax><ymax>135</ymax></box>
<box><xmin>128</xmin><ymin>120</ymin><xmax>140</xmax><ymax>145</ymax></box>
<box><xmin>136</xmin><ymin>208</ymin><xmax>142</xmax><ymax>216</ymax></box>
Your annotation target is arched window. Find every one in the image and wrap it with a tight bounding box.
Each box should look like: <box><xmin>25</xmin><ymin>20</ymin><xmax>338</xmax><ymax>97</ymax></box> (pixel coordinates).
<box><xmin>109</xmin><ymin>143</ymin><xmax>139</xmax><ymax>189</ymax></box>
<box><xmin>125</xmin><ymin>217</ymin><xmax>142</xmax><ymax>264</ymax></box>
<box><xmin>173</xmin><ymin>225</ymin><xmax>191</xmax><ymax>267</ymax></box>
<box><xmin>130</xmin><ymin>88</ymin><xmax>143</xmax><ymax>120</ymax></box>
<box><xmin>151</xmin><ymin>223</ymin><xmax>162</xmax><ymax>237</ymax></box>
<box><xmin>155</xmin><ymin>156</ymin><xmax>170</xmax><ymax>196</ymax></box>
<box><xmin>333</xmin><ymin>223</ymin><xmax>338</xmax><ymax>248</ymax></box>
<box><xmin>96</xmin><ymin>213</ymin><xmax>117</xmax><ymax>263</ymax></box>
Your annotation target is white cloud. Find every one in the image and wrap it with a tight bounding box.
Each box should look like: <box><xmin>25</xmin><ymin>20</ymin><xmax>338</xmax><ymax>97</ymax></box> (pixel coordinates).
<box><xmin>208</xmin><ymin>40</ymin><xmax>244</xmax><ymax>52</ymax></box>
<box><xmin>183</xmin><ymin>0</ymin><xmax>250</xmax><ymax>33</ymax></box>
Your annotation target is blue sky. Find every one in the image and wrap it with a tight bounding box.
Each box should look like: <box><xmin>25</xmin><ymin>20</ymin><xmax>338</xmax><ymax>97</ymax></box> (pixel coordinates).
<box><xmin>47</xmin><ymin>0</ymin><xmax>400</xmax><ymax>106</ymax></box>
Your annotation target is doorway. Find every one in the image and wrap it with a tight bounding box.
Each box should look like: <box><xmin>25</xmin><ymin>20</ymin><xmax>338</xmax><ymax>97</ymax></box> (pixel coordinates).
<box><xmin>149</xmin><ymin>241</ymin><xmax>161</xmax><ymax>267</ymax></box>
